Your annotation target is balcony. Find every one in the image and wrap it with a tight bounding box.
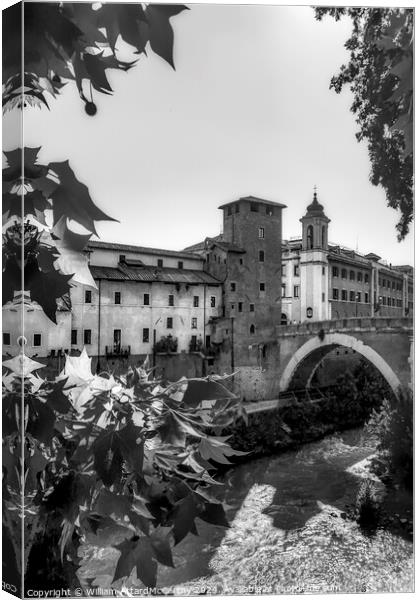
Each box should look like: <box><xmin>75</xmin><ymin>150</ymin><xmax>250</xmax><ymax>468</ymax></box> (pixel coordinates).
<box><xmin>105</xmin><ymin>344</ymin><xmax>131</xmax><ymax>358</ymax></box>
<box><xmin>153</xmin><ymin>335</ymin><xmax>178</xmax><ymax>354</ymax></box>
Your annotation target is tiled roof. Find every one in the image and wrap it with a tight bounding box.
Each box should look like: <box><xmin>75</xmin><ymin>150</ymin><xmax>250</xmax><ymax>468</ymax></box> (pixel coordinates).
<box><xmin>90</xmin><ymin>264</ymin><xmax>222</xmax><ymax>285</ymax></box>
<box><xmin>212</xmin><ymin>241</ymin><xmax>246</xmax><ymax>253</ymax></box>
<box><xmin>218</xmin><ymin>196</ymin><xmax>286</xmax><ymax>209</ymax></box>
<box><xmin>87</xmin><ymin>241</ymin><xmax>203</xmax><ymax>261</ymax></box>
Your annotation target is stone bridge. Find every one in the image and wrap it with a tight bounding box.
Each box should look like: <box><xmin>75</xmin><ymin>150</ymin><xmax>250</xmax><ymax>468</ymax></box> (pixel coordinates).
<box><xmin>277</xmin><ymin>317</ymin><xmax>413</xmax><ymax>394</ymax></box>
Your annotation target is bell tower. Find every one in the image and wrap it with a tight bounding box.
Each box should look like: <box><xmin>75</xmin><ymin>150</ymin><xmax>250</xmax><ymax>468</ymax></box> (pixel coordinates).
<box><xmin>299</xmin><ymin>188</ymin><xmax>330</xmax><ymax>321</ymax></box>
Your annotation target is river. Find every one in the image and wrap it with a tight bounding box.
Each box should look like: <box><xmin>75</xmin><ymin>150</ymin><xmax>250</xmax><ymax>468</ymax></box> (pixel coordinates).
<box><xmin>78</xmin><ymin>427</ymin><xmax>413</xmax><ymax>594</ymax></box>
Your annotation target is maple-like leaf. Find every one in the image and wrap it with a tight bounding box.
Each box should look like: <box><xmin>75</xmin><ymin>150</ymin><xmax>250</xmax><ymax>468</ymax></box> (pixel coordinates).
<box><xmin>48</xmin><ymin>160</ymin><xmax>116</xmax><ymax>235</ymax></box>
<box><xmin>150</xmin><ymin>526</ymin><xmax>175</xmax><ymax>568</ymax></box>
<box><xmin>113</xmin><ymin>536</ymin><xmax>157</xmax><ymax>586</ymax></box>
<box><xmin>198</xmin><ymin>436</ymin><xmax>248</xmax><ymax>465</ymax></box>
<box><xmin>171</xmin><ymin>493</ymin><xmax>200</xmax><ymax>544</ymax></box>
<box><xmin>25</xmin><ymin>265</ymin><xmax>73</xmax><ymax>323</ymax></box>
<box><xmin>145</xmin><ymin>5</ymin><xmax>189</xmax><ymax>68</ymax></box>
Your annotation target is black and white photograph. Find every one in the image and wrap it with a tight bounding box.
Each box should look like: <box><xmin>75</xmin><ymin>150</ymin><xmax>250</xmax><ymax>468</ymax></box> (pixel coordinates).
<box><xmin>2</xmin><ymin>0</ymin><xmax>414</xmax><ymax>597</ymax></box>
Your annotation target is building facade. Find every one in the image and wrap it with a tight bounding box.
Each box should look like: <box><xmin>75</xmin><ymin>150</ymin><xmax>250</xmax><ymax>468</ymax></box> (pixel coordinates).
<box><xmin>2</xmin><ymin>191</ymin><xmax>413</xmax><ymax>393</ymax></box>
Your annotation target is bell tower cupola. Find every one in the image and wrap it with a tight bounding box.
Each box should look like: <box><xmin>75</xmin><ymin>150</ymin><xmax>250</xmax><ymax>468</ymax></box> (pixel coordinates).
<box><xmin>300</xmin><ymin>186</ymin><xmax>330</xmax><ymax>250</ymax></box>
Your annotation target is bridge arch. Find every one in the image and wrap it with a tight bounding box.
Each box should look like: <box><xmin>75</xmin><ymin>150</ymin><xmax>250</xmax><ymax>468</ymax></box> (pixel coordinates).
<box><xmin>279</xmin><ymin>332</ymin><xmax>401</xmax><ymax>394</ymax></box>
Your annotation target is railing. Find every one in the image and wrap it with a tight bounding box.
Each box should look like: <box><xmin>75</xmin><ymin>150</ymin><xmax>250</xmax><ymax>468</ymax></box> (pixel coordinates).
<box><xmin>277</xmin><ymin>317</ymin><xmax>413</xmax><ymax>337</ymax></box>
<box><xmin>105</xmin><ymin>344</ymin><xmax>131</xmax><ymax>358</ymax></box>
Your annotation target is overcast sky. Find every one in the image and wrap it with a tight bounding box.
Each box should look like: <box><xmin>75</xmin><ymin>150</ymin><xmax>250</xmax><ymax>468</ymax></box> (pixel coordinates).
<box><xmin>4</xmin><ymin>2</ymin><xmax>414</xmax><ymax>265</ymax></box>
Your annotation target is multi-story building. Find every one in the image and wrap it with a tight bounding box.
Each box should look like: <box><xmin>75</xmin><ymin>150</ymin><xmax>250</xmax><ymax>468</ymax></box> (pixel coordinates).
<box><xmin>281</xmin><ymin>191</ymin><xmax>414</xmax><ymax>324</ymax></box>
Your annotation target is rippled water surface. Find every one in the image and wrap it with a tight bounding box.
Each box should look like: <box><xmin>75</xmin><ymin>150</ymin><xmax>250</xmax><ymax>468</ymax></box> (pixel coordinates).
<box><xmin>79</xmin><ymin>428</ymin><xmax>413</xmax><ymax>594</ymax></box>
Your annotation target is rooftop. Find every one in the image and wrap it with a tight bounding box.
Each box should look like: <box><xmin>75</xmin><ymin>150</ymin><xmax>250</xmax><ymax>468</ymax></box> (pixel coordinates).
<box><xmin>90</xmin><ymin>264</ymin><xmax>222</xmax><ymax>285</ymax></box>
<box><xmin>87</xmin><ymin>240</ymin><xmax>203</xmax><ymax>261</ymax></box>
<box><xmin>218</xmin><ymin>195</ymin><xmax>287</xmax><ymax>210</ymax></box>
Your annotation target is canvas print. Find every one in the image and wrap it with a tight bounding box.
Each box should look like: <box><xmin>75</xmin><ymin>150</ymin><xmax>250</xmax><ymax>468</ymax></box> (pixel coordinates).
<box><xmin>2</xmin><ymin>1</ymin><xmax>413</xmax><ymax>597</ymax></box>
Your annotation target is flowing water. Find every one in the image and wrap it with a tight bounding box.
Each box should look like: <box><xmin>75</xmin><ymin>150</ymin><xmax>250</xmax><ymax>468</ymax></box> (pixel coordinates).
<box><xmin>78</xmin><ymin>427</ymin><xmax>414</xmax><ymax>594</ymax></box>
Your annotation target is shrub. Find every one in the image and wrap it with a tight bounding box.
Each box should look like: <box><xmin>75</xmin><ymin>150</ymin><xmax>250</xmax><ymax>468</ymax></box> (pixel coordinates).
<box><xmin>355</xmin><ymin>480</ymin><xmax>381</xmax><ymax>536</ymax></box>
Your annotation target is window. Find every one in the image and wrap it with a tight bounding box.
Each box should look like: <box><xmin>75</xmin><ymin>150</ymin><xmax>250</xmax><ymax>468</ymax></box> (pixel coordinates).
<box><xmin>357</xmin><ymin>272</ymin><xmax>363</xmax><ymax>282</ymax></box>
<box><xmin>144</xmin><ymin>293</ymin><xmax>150</xmax><ymax>305</ymax></box>
<box><xmin>322</xmin><ymin>266</ymin><xmax>325</xmax><ymax>275</ymax></box>
<box><xmin>294</xmin><ymin>285</ymin><xmax>300</xmax><ymax>298</ymax></box>
<box><xmin>387</xmin><ymin>297</ymin><xmax>391</xmax><ymax>306</ymax></box>
<box><xmin>321</xmin><ymin>226</ymin><xmax>326</xmax><ymax>247</ymax></box>
<box><xmin>143</xmin><ymin>328</ymin><xmax>149</xmax><ymax>343</ymax></box>
<box><xmin>168</xmin><ymin>294</ymin><xmax>174</xmax><ymax>306</ymax></box>
<box><xmin>307</xmin><ymin>225</ymin><xmax>314</xmax><ymax>249</ymax></box>
<box><xmin>157</xmin><ymin>259</ymin><xmax>163</xmax><ymax>267</ymax></box>
<box><xmin>234</xmin><ymin>204</ymin><xmax>239</xmax><ymax>213</ymax></box>
<box><xmin>238</xmin><ymin>302</ymin><xmax>243</xmax><ymax>312</ymax></box>
<box><xmin>332</xmin><ymin>266</ymin><xmax>339</xmax><ymax>277</ymax></box>
<box><xmin>178</xmin><ymin>261</ymin><xmax>183</xmax><ymax>269</ymax></box>
<box><xmin>191</xmin><ymin>317</ymin><xmax>197</xmax><ymax>329</ymax></box>
<box><xmin>167</xmin><ymin>317</ymin><xmax>173</xmax><ymax>329</ymax></box>
<box><xmin>294</xmin><ymin>264</ymin><xmax>299</xmax><ymax>277</ymax></box>
<box><xmin>114</xmin><ymin>329</ymin><xmax>121</xmax><ymax>347</ymax></box>
<box><xmin>356</xmin><ymin>292</ymin><xmax>361</xmax><ymax>303</ymax></box>
<box><xmin>250</xmin><ymin>303</ymin><xmax>255</xmax><ymax>312</ymax></box>
<box><xmin>259</xmin><ymin>250</ymin><xmax>265</xmax><ymax>262</ymax></box>
<box><xmin>341</xmin><ymin>269</ymin><xmax>347</xmax><ymax>279</ymax></box>
<box><xmin>364</xmin><ymin>273</ymin><xmax>369</xmax><ymax>284</ymax></box>
<box><xmin>349</xmin><ymin>290</ymin><xmax>355</xmax><ymax>302</ymax></box>
<box><xmin>250</xmin><ymin>202</ymin><xmax>259</xmax><ymax>212</ymax></box>
<box><xmin>322</xmin><ymin>292</ymin><xmax>325</xmax><ymax>302</ymax></box>
<box><xmin>250</xmin><ymin>324</ymin><xmax>256</xmax><ymax>335</ymax></box>
<box><xmin>349</xmin><ymin>270</ymin><xmax>355</xmax><ymax>281</ymax></box>
<box><xmin>119</xmin><ymin>254</ymin><xmax>126</xmax><ymax>263</ymax></box>
<box><xmin>85</xmin><ymin>290</ymin><xmax>92</xmax><ymax>303</ymax></box>
<box><xmin>115</xmin><ymin>292</ymin><xmax>121</xmax><ymax>304</ymax></box>
<box><xmin>84</xmin><ymin>330</ymin><xmax>91</xmax><ymax>345</ymax></box>
<box><xmin>258</xmin><ymin>227</ymin><xmax>265</xmax><ymax>239</ymax></box>
<box><xmin>71</xmin><ymin>330</ymin><xmax>77</xmax><ymax>345</ymax></box>
<box><xmin>33</xmin><ymin>334</ymin><xmax>42</xmax><ymax>347</ymax></box>
<box><xmin>281</xmin><ymin>284</ymin><xmax>286</xmax><ymax>298</ymax></box>
<box><xmin>193</xmin><ymin>295</ymin><xmax>199</xmax><ymax>307</ymax></box>
<box><xmin>227</xmin><ymin>206</ymin><xmax>232</xmax><ymax>216</ymax></box>
<box><xmin>341</xmin><ymin>289</ymin><xmax>348</xmax><ymax>301</ymax></box>
<box><xmin>239</xmin><ymin>258</ymin><xmax>243</xmax><ymax>265</ymax></box>
<box><xmin>392</xmin><ymin>298</ymin><xmax>395</xmax><ymax>307</ymax></box>
<box><xmin>3</xmin><ymin>332</ymin><xmax>11</xmax><ymax>345</ymax></box>
<box><xmin>365</xmin><ymin>292</ymin><xmax>369</xmax><ymax>303</ymax></box>
<box><xmin>281</xmin><ymin>264</ymin><xmax>286</xmax><ymax>276</ymax></box>
<box><xmin>333</xmin><ymin>289</ymin><xmax>339</xmax><ymax>300</ymax></box>
<box><xmin>260</xmin><ymin>282</ymin><xmax>265</xmax><ymax>292</ymax></box>
<box><xmin>392</xmin><ymin>281</ymin><xmax>395</xmax><ymax>290</ymax></box>
<box><xmin>230</xmin><ymin>282</ymin><xmax>236</xmax><ymax>292</ymax></box>
<box><xmin>210</xmin><ymin>296</ymin><xmax>216</xmax><ymax>307</ymax></box>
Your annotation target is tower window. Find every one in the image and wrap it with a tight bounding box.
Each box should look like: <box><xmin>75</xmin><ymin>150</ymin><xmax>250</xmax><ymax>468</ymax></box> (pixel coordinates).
<box><xmin>85</xmin><ymin>290</ymin><xmax>92</xmax><ymax>303</ymax></box>
<box><xmin>258</xmin><ymin>227</ymin><xmax>265</xmax><ymax>239</ymax></box>
<box><xmin>115</xmin><ymin>292</ymin><xmax>121</xmax><ymax>304</ymax></box>
<box><xmin>250</xmin><ymin>203</ymin><xmax>259</xmax><ymax>212</ymax></box>
<box><xmin>169</xmin><ymin>294</ymin><xmax>174</xmax><ymax>306</ymax></box>
<box><xmin>259</xmin><ymin>282</ymin><xmax>265</xmax><ymax>292</ymax></box>
<box><xmin>259</xmin><ymin>250</ymin><xmax>265</xmax><ymax>262</ymax></box>
<box><xmin>321</xmin><ymin>226</ymin><xmax>326</xmax><ymax>247</ymax></box>
<box><xmin>322</xmin><ymin>266</ymin><xmax>325</xmax><ymax>275</ymax></box>
<box><xmin>230</xmin><ymin>282</ymin><xmax>236</xmax><ymax>292</ymax></box>
<box><xmin>210</xmin><ymin>296</ymin><xmax>216</xmax><ymax>307</ymax></box>
<box><xmin>167</xmin><ymin>317</ymin><xmax>173</xmax><ymax>329</ymax></box>
<box><xmin>144</xmin><ymin>293</ymin><xmax>150</xmax><ymax>305</ymax></box>
<box><xmin>250</xmin><ymin>324</ymin><xmax>256</xmax><ymax>335</ymax></box>
<box><xmin>193</xmin><ymin>295</ymin><xmax>199</xmax><ymax>307</ymax></box>
<box><xmin>307</xmin><ymin>225</ymin><xmax>314</xmax><ymax>249</ymax></box>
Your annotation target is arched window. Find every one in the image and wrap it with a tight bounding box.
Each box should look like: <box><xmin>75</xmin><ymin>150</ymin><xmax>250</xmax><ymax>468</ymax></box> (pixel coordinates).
<box><xmin>307</xmin><ymin>225</ymin><xmax>314</xmax><ymax>249</ymax></box>
<box><xmin>250</xmin><ymin>324</ymin><xmax>255</xmax><ymax>335</ymax></box>
<box><xmin>321</xmin><ymin>226</ymin><xmax>326</xmax><ymax>247</ymax></box>
<box><xmin>280</xmin><ymin>313</ymin><xmax>288</xmax><ymax>325</ymax></box>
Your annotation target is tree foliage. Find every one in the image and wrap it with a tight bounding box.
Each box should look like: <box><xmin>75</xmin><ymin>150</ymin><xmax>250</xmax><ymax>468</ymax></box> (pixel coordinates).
<box><xmin>3</xmin><ymin>2</ymin><xmax>188</xmax><ymax>114</ymax></box>
<box><xmin>3</xmin><ymin>353</ymin><xmax>246</xmax><ymax>589</ymax></box>
<box><xmin>315</xmin><ymin>8</ymin><xmax>413</xmax><ymax>240</ymax></box>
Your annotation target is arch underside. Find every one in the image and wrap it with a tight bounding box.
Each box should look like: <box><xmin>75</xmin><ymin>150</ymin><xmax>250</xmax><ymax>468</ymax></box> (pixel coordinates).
<box><xmin>279</xmin><ymin>332</ymin><xmax>401</xmax><ymax>394</ymax></box>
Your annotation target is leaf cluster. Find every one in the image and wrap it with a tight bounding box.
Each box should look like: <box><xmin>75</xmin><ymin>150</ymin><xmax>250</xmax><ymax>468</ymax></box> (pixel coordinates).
<box><xmin>2</xmin><ymin>147</ymin><xmax>115</xmax><ymax>322</ymax></box>
<box><xmin>2</xmin><ymin>354</ymin><xmax>246</xmax><ymax>588</ymax></box>
<box><xmin>3</xmin><ymin>2</ymin><xmax>188</xmax><ymax>114</ymax></box>
<box><xmin>315</xmin><ymin>8</ymin><xmax>413</xmax><ymax>240</ymax></box>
